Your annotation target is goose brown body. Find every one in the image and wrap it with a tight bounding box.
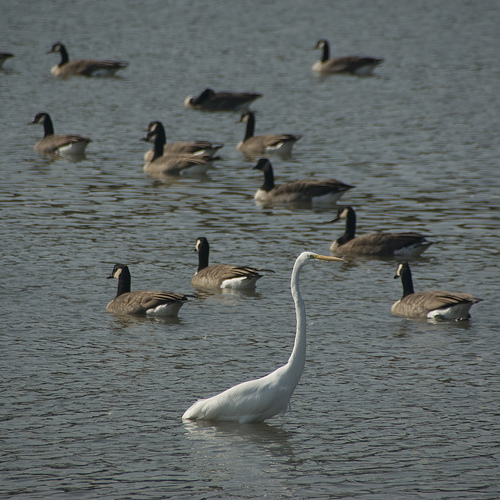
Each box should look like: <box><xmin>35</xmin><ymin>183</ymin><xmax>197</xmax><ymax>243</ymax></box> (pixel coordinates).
<box><xmin>184</xmin><ymin>88</ymin><xmax>262</xmax><ymax>112</ymax></box>
<box><xmin>192</xmin><ymin>237</ymin><xmax>270</xmax><ymax>290</ymax></box>
<box><xmin>142</xmin><ymin>129</ymin><xmax>216</xmax><ymax>176</ymax></box>
<box><xmin>237</xmin><ymin>112</ymin><xmax>301</xmax><ymax>157</ymax></box>
<box><xmin>313</xmin><ymin>39</ymin><xmax>383</xmax><ymax>76</ymax></box>
<box><xmin>143</xmin><ymin>121</ymin><xmax>223</xmax><ymax>162</ymax></box>
<box><xmin>392</xmin><ymin>262</ymin><xmax>482</xmax><ymax>321</ymax></box>
<box><xmin>30</xmin><ymin>112</ymin><xmax>91</xmax><ymax>156</ymax></box>
<box><xmin>48</xmin><ymin>42</ymin><xmax>128</xmax><ymax>77</ymax></box>
<box><xmin>253</xmin><ymin>158</ymin><xmax>353</xmax><ymax>205</ymax></box>
<box><xmin>330</xmin><ymin>207</ymin><xmax>432</xmax><ymax>258</ymax></box>
<box><xmin>106</xmin><ymin>264</ymin><xmax>188</xmax><ymax>317</ymax></box>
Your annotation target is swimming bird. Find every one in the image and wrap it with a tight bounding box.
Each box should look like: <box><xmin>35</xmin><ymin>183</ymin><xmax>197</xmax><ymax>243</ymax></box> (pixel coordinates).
<box><xmin>143</xmin><ymin>121</ymin><xmax>223</xmax><ymax>162</ymax></box>
<box><xmin>142</xmin><ymin>129</ymin><xmax>216</xmax><ymax>176</ymax></box>
<box><xmin>252</xmin><ymin>158</ymin><xmax>353</xmax><ymax>206</ymax></box>
<box><xmin>30</xmin><ymin>112</ymin><xmax>92</xmax><ymax>156</ymax></box>
<box><xmin>0</xmin><ymin>52</ymin><xmax>14</xmax><ymax>68</ymax></box>
<box><xmin>184</xmin><ymin>88</ymin><xmax>262</xmax><ymax>112</ymax></box>
<box><xmin>237</xmin><ymin>111</ymin><xmax>301</xmax><ymax>157</ymax></box>
<box><xmin>392</xmin><ymin>262</ymin><xmax>482</xmax><ymax>321</ymax></box>
<box><xmin>106</xmin><ymin>263</ymin><xmax>188</xmax><ymax>317</ymax></box>
<box><xmin>47</xmin><ymin>42</ymin><xmax>128</xmax><ymax>77</ymax></box>
<box><xmin>183</xmin><ymin>251</ymin><xmax>343</xmax><ymax>423</ymax></box>
<box><xmin>312</xmin><ymin>39</ymin><xmax>383</xmax><ymax>76</ymax></box>
<box><xmin>192</xmin><ymin>237</ymin><xmax>271</xmax><ymax>290</ymax></box>
<box><xmin>330</xmin><ymin>206</ymin><xmax>433</xmax><ymax>258</ymax></box>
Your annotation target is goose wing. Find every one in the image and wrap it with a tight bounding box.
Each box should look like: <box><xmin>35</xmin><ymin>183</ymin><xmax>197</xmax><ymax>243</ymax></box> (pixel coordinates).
<box><xmin>341</xmin><ymin>232</ymin><xmax>431</xmax><ymax>256</ymax></box>
<box><xmin>394</xmin><ymin>290</ymin><xmax>480</xmax><ymax>318</ymax></box>
<box><xmin>322</xmin><ymin>56</ymin><xmax>382</xmax><ymax>74</ymax></box>
<box><xmin>35</xmin><ymin>134</ymin><xmax>91</xmax><ymax>153</ymax></box>
<box><xmin>273</xmin><ymin>179</ymin><xmax>353</xmax><ymax>201</ymax></box>
<box><xmin>107</xmin><ymin>291</ymin><xmax>187</xmax><ymax>315</ymax></box>
<box><xmin>193</xmin><ymin>264</ymin><xmax>263</xmax><ymax>288</ymax></box>
<box><xmin>66</xmin><ymin>59</ymin><xmax>128</xmax><ymax>76</ymax></box>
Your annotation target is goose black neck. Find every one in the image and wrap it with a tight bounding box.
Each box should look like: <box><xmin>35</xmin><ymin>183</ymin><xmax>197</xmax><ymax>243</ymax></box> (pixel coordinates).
<box><xmin>59</xmin><ymin>44</ymin><xmax>69</xmax><ymax>65</ymax></box>
<box><xmin>42</xmin><ymin>115</ymin><xmax>55</xmax><ymax>136</ymax></box>
<box><xmin>400</xmin><ymin>264</ymin><xmax>415</xmax><ymax>297</ymax></box>
<box><xmin>151</xmin><ymin>129</ymin><xmax>166</xmax><ymax>161</ymax></box>
<box><xmin>193</xmin><ymin>88</ymin><xmax>213</xmax><ymax>105</ymax></box>
<box><xmin>197</xmin><ymin>239</ymin><xmax>210</xmax><ymax>272</ymax></box>
<box><xmin>321</xmin><ymin>41</ymin><xmax>330</xmax><ymax>62</ymax></box>
<box><xmin>244</xmin><ymin>113</ymin><xmax>255</xmax><ymax>140</ymax></box>
<box><xmin>337</xmin><ymin>207</ymin><xmax>356</xmax><ymax>245</ymax></box>
<box><xmin>260</xmin><ymin>162</ymin><xmax>275</xmax><ymax>192</ymax></box>
<box><xmin>116</xmin><ymin>266</ymin><xmax>131</xmax><ymax>296</ymax></box>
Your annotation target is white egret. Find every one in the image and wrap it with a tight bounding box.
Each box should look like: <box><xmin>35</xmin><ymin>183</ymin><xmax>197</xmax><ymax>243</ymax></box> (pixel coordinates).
<box><xmin>182</xmin><ymin>251</ymin><xmax>343</xmax><ymax>423</ymax></box>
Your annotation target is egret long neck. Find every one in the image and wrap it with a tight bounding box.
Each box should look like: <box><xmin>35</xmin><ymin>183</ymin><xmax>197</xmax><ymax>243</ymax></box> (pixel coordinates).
<box><xmin>285</xmin><ymin>259</ymin><xmax>307</xmax><ymax>387</ymax></box>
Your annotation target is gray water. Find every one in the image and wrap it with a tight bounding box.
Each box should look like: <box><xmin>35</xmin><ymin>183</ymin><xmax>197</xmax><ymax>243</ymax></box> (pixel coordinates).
<box><xmin>1</xmin><ymin>0</ymin><xmax>499</xmax><ymax>498</ymax></box>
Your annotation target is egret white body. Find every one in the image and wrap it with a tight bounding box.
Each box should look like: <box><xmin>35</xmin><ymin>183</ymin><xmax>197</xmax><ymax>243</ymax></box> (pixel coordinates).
<box><xmin>182</xmin><ymin>252</ymin><xmax>343</xmax><ymax>423</ymax></box>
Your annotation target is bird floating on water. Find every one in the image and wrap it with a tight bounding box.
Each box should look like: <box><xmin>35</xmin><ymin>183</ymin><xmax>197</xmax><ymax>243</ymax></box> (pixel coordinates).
<box><xmin>47</xmin><ymin>42</ymin><xmax>128</xmax><ymax>77</ymax></box>
<box><xmin>330</xmin><ymin>206</ymin><xmax>433</xmax><ymax>258</ymax></box>
<box><xmin>106</xmin><ymin>263</ymin><xmax>188</xmax><ymax>317</ymax></box>
<box><xmin>252</xmin><ymin>158</ymin><xmax>353</xmax><ymax>206</ymax></box>
<box><xmin>0</xmin><ymin>52</ymin><xmax>14</xmax><ymax>69</ymax></box>
<box><xmin>183</xmin><ymin>251</ymin><xmax>343</xmax><ymax>423</ymax></box>
<box><xmin>237</xmin><ymin>111</ymin><xmax>301</xmax><ymax>157</ymax></box>
<box><xmin>184</xmin><ymin>88</ymin><xmax>262</xmax><ymax>112</ymax></box>
<box><xmin>312</xmin><ymin>39</ymin><xmax>383</xmax><ymax>76</ymax></box>
<box><xmin>30</xmin><ymin>112</ymin><xmax>91</xmax><ymax>156</ymax></box>
<box><xmin>392</xmin><ymin>262</ymin><xmax>482</xmax><ymax>321</ymax></box>
<box><xmin>142</xmin><ymin>129</ymin><xmax>216</xmax><ymax>176</ymax></box>
<box><xmin>143</xmin><ymin>121</ymin><xmax>223</xmax><ymax>162</ymax></box>
<box><xmin>192</xmin><ymin>237</ymin><xmax>272</xmax><ymax>290</ymax></box>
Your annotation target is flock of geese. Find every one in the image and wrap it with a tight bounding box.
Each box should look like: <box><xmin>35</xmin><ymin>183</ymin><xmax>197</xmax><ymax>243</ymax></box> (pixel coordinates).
<box><xmin>5</xmin><ymin>38</ymin><xmax>483</xmax><ymax>422</ymax></box>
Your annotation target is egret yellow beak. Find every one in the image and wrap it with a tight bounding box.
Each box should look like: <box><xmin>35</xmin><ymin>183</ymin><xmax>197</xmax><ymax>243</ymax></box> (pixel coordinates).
<box><xmin>312</xmin><ymin>254</ymin><xmax>344</xmax><ymax>262</ymax></box>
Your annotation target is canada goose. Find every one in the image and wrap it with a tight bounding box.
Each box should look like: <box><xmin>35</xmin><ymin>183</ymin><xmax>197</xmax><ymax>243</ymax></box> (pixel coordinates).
<box><xmin>184</xmin><ymin>88</ymin><xmax>262</xmax><ymax>112</ymax></box>
<box><xmin>313</xmin><ymin>39</ymin><xmax>383</xmax><ymax>76</ymax></box>
<box><xmin>237</xmin><ymin>111</ymin><xmax>301</xmax><ymax>157</ymax></box>
<box><xmin>106</xmin><ymin>263</ymin><xmax>188</xmax><ymax>317</ymax></box>
<box><xmin>143</xmin><ymin>121</ymin><xmax>223</xmax><ymax>162</ymax></box>
<box><xmin>30</xmin><ymin>112</ymin><xmax>92</xmax><ymax>156</ymax></box>
<box><xmin>142</xmin><ymin>130</ymin><xmax>216</xmax><ymax>176</ymax></box>
<box><xmin>47</xmin><ymin>42</ymin><xmax>128</xmax><ymax>77</ymax></box>
<box><xmin>330</xmin><ymin>206</ymin><xmax>433</xmax><ymax>258</ymax></box>
<box><xmin>392</xmin><ymin>262</ymin><xmax>482</xmax><ymax>321</ymax></box>
<box><xmin>192</xmin><ymin>237</ymin><xmax>271</xmax><ymax>290</ymax></box>
<box><xmin>253</xmin><ymin>158</ymin><xmax>353</xmax><ymax>205</ymax></box>
<box><xmin>0</xmin><ymin>52</ymin><xmax>14</xmax><ymax>68</ymax></box>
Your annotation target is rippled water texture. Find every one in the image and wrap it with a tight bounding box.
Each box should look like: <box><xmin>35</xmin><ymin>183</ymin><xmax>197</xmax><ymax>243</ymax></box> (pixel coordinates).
<box><xmin>1</xmin><ymin>0</ymin><xmax>499</xmax><ymax>498</ymax></box>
